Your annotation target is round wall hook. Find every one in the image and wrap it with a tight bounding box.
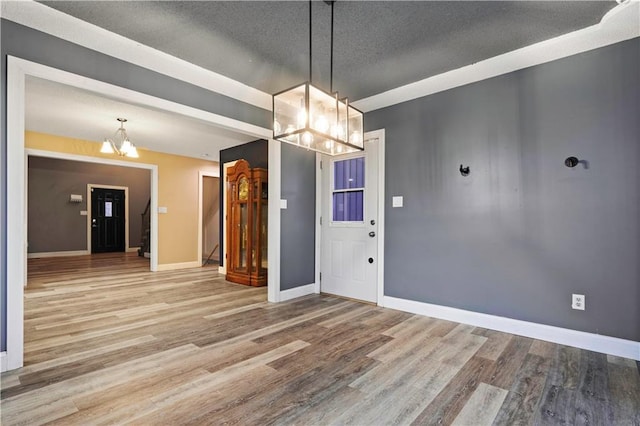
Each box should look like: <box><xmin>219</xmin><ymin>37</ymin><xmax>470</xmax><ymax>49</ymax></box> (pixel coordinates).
<box><xmin>459</xmin><ymin>164</ymin><xmax>470</xmax><ymax>176</ymax></box>
<box><xmin>565</xmin><ymin>156</ymin><xmax>579</xmax><ymax>168</ymax></box>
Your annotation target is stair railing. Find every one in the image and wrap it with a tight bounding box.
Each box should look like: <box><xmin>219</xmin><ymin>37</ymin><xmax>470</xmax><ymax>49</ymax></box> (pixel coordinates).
<box><xmin>138</xmin><ymin>199</ymin><xmax>151</xmax><ymax>256</ymax></box>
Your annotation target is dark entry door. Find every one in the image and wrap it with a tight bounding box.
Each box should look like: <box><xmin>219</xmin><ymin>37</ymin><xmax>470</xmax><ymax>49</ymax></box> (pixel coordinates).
<box><xmin>91</xmin><ymin>188</ymin><xmax>126</xmax><ymax>253</ymax></box>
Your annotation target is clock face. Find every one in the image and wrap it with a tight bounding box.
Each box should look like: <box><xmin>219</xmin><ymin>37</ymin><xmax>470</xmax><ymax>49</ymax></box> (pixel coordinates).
<box><xmin>239</xmin><ymin>177</ymin><xmax>249</xmax><ymax>200</ymax></box>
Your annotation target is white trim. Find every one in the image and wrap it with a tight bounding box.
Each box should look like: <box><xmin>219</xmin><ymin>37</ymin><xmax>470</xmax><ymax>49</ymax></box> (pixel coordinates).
<box><xmin>383</xmin><ymin>296</ymin><xmax>640</xmax><ymax>361</ymax></box>
<box><xmin>11</xmin><ymin>57</ymin><xmax>270</xmax><ymax>142</ymax></box>
<box><xmin>353</xmin><ymin>2</ymin><xmax>640</xmax><ymax>112</ymax></box>
<box><xmin>314</xmin><ymin>153</ymin><xmax>322</xmax><ymax>295</ymax></box>
<box><xmin>87</xmin><ymin>184</ymin><xmax>130</xmax><ymax>254</ymax></box>
<box><xmin>368</xmin><ymin>129</ymin><xmax>386</xmax><ymax>307</ymax></box>
<box><xmin>0</xmin><ymin>0</ymin><xmax>272</xmax><ymax>110</ymax></box>
<box><xmin>219</xmin><ymin>161</ymin><xmax>238</xmax><ymax>276</ymax></box>
<box><xmin>155</xmin><ymin>261</ymin><xmax>201</xmax><ymax>272</ymax></box>
<box><xmin>7</xmin><ymin>56</ymin><xmax>26</xmax><ymax>371</ymax></box>
<box><xmin>27</xmin><ymin>250</ymin><xmax>89</xmax><ymax>259</ymax></box>
<box><xmin>279</xmin><ymin>283</ymin><xmax>316</xmax><ymax>302</ymax></box>
<box><xmin>0</xmin><ymin>352</ymin><xmax>7</xmax><ymax>373</ymax></box>
<box><xmin>26</xmin><ymin>148</ymin><xmax>155</xmax><ymax>169</ymax></box>
<box><xmin>268</xmin><ymin>139</ymin><xmax>282</xmax><ymax>303</ymax></box>
<box><xmin>198</xmin><ymin>170</ymin><xmax>220</xmax><ymax>266</ymax></box>
<box><xmin>126</xmin><ymin>247</ymin><xmax>139</xmax><ymax>253</ymax></box>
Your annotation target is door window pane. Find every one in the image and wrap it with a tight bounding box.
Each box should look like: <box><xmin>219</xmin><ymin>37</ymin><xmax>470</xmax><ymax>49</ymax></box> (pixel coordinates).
<box><xmin>334</xmin><ymin>157</ymin><xmax>364</xmax><ymax>190</ymax></box>
<box><xmin>333</xmin><ymin>191</ymin><xmax>364</xmax><ymax>221</ymax></box>
<box><xmin>332</xmin><ymin>157</ymin><xmax>364</xmax><ymax>222</ymax></box>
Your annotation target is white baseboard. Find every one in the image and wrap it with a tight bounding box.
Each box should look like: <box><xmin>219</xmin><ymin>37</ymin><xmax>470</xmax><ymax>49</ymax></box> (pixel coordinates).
<box><xmin>1</xmin><ymin>352</ymin><xmax>7</xmax><ymax>372</ymax></box>
<box><xmin>27</xmin><ymin>250</ymin><xmax>89</xmax><ymax>258</ymax></box>
<box><xmin>279</xmin><ymin>283</ymin><xmax>317</xmax><ymax>302</ymax></box>
<box><xmin>383</xmin><ymin>296</ymin><xmax>640</xmax><ymax>361</ymax></box>
<box><xmin>218</xmin><ymin>265</ymin><xmax>226</xmax><ymax>275</ymax></box>
<box><xmin>155</xmin><ymin>261</ymin><xmax>201</xmax><ymax>271</ymax></box>
<box><xmin>29</xmin><ymin>249</ymin><xmax>141</xmax><ymax>257</ymax></box>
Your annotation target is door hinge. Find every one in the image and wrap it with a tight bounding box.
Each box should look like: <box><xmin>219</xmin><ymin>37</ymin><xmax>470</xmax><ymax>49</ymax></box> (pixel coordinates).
<box><xmin>320</xmin><ymin>216</ymin><xmax>322</xmax><ymax>226</ymax></box>
<box><xmin>319</xmin><ymin>272</ymin><xmax>322</xmax><ymax>282</ymax></box>
<box><xmin>320</xmin><ymin>160</ymin><xmax>323</xmax><ymax>170</ymax></box>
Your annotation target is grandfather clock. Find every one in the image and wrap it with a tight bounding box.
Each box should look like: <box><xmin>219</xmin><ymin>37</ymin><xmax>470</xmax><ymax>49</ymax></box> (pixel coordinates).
<box><xmin>226</xmin><ymin>159</ymin><xmax>268</xmax><ymax>286</ymax></box>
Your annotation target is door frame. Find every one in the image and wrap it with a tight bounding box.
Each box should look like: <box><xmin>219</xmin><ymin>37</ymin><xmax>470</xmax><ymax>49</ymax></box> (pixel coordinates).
<box><xmin>198</xmin><ymin>171</ymin><xmax>221</xmax><ymax>265</ymax></box>
<box><xmin>315</xmin><ymin>129</ymin><xmax>386</xmax><ymax>306</ymax></box>
<box><xmin>87</xmin><ymin>184</ymin><xmax>130</xmax><ymax>254</ymax></box>
<box><xmin>6</xmin><ymin>56</ymin><xmax>273</xmax><ymax>371</ymax></box>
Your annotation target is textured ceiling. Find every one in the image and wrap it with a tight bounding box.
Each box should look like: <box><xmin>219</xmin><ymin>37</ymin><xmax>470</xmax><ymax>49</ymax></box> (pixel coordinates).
<box><xmin>26</xmin><ymin>77</ymin><xmax>256</xmax><ymax>161</ymax></box>
<box><xmin>23</xmin><ymin>1</ymin><xmax>618</xmax><ymax>160</ymax></box>
<box><xmin>39</xmin><ymin>1</ymin><xmax>616</xmax><ymax>101</ymax></box>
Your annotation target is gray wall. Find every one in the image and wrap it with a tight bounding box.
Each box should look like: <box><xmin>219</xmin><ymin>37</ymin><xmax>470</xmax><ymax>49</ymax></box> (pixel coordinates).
<box><xmin>1</xmin><ymin>18</ymin><xmax>270</xmax><ymax>351</ymax></box>
<box><xmin>280</xmin><ymin>144</ymin><xmax>316</xmax><ymax>290</ymax></box>
<box><xmin>28</xmin><ymin>157</ymin><xmax>151</xmax><ymax>253</ymax></box>
<box><xmin>366</xmin><ymin>38</ymin><xmax>640</xmax><ymax>342</ymax></box>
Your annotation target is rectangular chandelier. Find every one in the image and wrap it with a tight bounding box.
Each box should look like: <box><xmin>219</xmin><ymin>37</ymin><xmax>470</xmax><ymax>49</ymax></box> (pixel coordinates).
<box><xmin>273</xmin><ymin>82</ymin><xmax>364</xmax><ymax>156</ymax></box>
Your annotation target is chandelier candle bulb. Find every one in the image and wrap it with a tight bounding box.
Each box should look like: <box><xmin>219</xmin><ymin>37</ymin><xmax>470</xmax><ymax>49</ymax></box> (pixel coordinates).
<box><xmin>100</xmin><ymin>139</ymin><xmax>115</xmax><ymax>154</ymax></box>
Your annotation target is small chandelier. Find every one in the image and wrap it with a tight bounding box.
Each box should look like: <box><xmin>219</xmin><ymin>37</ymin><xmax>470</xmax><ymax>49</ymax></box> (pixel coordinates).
<box><xmin>100</xmin><ymin>118</ymin><xmax>139</xmax><ymax>158</ymax></box>
<box><xmin>273</xmin><ymin>1</ymin><xmax>364</xmax><ymax>156</ymax></box>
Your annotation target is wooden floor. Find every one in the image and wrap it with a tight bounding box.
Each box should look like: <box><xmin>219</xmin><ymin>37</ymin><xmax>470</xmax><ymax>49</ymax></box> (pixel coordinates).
<box><xmin>1</xmin><ymin>253</ymin><xmax>638</xmax><ymax>425</ymax></box>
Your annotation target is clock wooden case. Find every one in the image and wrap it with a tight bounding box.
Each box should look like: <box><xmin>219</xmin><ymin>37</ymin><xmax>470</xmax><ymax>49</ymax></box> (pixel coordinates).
<box><xmin>226</xmin><ymin>159</ymin><xmax>268</xmax><ymax>286</ymax></box>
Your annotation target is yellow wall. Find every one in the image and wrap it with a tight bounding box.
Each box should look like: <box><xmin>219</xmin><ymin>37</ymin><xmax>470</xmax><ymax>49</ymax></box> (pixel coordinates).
<box><xmin>25</xmin><ymin>131</ymin><xmax>219</xmax><ymax>266</ymax></box>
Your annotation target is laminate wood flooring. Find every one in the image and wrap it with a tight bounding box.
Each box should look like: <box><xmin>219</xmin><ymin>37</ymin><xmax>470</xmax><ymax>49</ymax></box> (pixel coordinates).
<box><xmin>1</xmin><ymin>253</ymin><xmax>639</xmax><ymax>425</ymax></box>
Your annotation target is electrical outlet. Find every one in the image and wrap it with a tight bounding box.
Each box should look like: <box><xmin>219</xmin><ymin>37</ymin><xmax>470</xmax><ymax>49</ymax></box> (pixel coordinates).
<box><xmin>572</xmin><ymin>294</ymin><xmax>585</xmax><ymax>310</ymax></box>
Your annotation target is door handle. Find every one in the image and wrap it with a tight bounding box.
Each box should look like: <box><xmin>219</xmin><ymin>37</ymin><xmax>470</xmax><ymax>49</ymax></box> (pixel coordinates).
<box><xmin>369</xmin><ymin>231</ymin><xmax>376</xmax><ymax>238</ymax></box>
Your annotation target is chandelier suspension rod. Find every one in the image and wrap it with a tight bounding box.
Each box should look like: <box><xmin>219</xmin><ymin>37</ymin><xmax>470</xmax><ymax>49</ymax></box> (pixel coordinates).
<box><xmin>330</xmin><ymin>1</ymin><xmax>334</xmax><ymax>93</ymax></box>
<box><xmin>309</xmin><ymin>0</ymin><xmax>312</xmax><ymax>83</ymax></box>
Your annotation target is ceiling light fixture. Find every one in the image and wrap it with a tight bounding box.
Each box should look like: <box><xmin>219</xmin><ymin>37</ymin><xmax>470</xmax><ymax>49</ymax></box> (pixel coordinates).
<box><xmin>100</xmin><ymin>118</ymin><xmax>139</xmax><ymax>158</ymax></box>
<box><xmin>273</xmin><ymin>0</ymin><xmax>363</xmax><ymax>156</ymax></box>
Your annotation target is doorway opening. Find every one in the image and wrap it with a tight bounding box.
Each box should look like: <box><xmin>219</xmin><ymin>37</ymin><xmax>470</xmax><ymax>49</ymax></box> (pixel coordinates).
<box><xmin>319</xmin><ymin>130</ymin><xmax>386</xmax><ymax>305</ymax></box>
<box><xmin>27</xmin><ymin>156</ymin><xmax>152</xmax><ymax>260</ymax></box>
<box><xmin>200</xmin><ymin>174</ymin><xmax>220</xmax><ymax>267</ymax></box>
<box><xmin>5</xmin><ymin>57</ymin><xmax>275</xmax><ymax>372</ymax></box>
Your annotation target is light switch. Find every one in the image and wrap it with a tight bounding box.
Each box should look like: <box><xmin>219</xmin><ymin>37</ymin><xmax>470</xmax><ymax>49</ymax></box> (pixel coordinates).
<box><xmin>158</xmin><ymin>206</ymin><xmax>168</xmax><ymax>214</ymax></box>
<box><xmin>280</xmin><ymin>199</ymin><xmax>287</xmax><ymax>209</ymax></box>
<box><xmin>392</xmin><ymin>196</ymin><xmax>404</xmax><ymax>208</ymax></box>
<box><xmin>80</xmin><ymin>210</ymin><xmax>88</xmax><ymax>216</ymax></box>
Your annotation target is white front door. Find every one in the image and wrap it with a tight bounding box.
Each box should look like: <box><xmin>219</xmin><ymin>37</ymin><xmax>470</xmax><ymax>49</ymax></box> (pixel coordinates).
<box><xmin>321</xmin><ymin>137</ymin><xmax>379</xmax><ymax>303</ymax></box>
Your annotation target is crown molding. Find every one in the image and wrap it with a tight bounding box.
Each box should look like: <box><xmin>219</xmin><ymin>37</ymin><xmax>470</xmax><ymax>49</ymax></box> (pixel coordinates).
<box><xmin>0</xmin><ymin>0</ymin><xmax>272</xmax><ymax>110</ymax></box>
<box><xmin>353</xmin><ymin>1</ymin><xmax>640</xmax><ymax>112</ymax></box>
